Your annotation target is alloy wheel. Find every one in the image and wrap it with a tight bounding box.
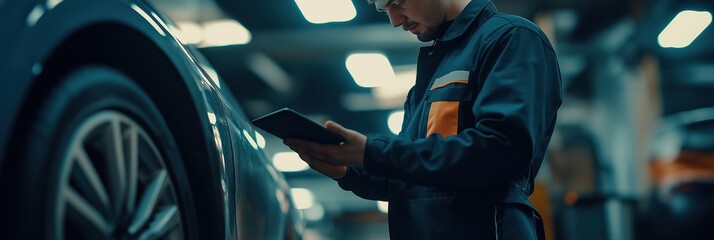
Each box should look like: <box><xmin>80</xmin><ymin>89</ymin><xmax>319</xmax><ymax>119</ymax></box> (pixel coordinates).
<box><xmin>55</xmin><ymin>110</ymin><xmax>183</xmax><ymax>240</ymax></box>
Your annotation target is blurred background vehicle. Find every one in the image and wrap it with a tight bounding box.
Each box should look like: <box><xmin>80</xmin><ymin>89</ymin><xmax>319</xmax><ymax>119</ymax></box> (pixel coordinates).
<box><xmin>643</xmin><ymin>108</ymin><xmax>714</xmax><ymax>240</ymax></box>
<box><xmin>1</xmin><ymin>0</ymin><xmax>713</xmax><ymax>239</ymax></box>
<box><xmin>0</xmin><ymin>0</ymin><xmax>301</xmax><ymax>239</ymax></box>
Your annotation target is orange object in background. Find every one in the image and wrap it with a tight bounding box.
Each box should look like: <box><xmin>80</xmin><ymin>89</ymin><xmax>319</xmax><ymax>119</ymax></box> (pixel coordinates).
<box><xmin>643</xmin><ymin>108</ymin><xmax>714</xmax><ymax>240</ymax></box>
<box><xmin>530</xmin><ymin>181</ymin><xmax>555</xmax><ymax>240</ymax></box>
<box><xmin>563</xmin><ymin>191</ymin><xmax>578</xmax><ymax>206</ymax></box>
<box><xmin>650</xmin><ymin>151</ymin><xmax>714</xmax><ymax>186</ymax></box>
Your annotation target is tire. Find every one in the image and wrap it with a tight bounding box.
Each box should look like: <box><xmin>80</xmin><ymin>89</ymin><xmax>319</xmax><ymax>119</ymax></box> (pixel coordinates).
<box><xmin>12</xmin><ymin>66</ymin><xmax>199</xmax><ymax>240</ymax></box>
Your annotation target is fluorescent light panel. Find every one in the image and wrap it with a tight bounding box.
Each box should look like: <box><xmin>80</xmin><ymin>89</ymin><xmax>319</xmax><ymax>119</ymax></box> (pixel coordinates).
<box><xmin>176</xmin><ymin>20</ymin><xmax>252</xmax><ymax>47</ymax></box>
<box><xmin>291</xmin><ymin>188</ymin><xmax>315</xmax><ymax>210</ymax></box>
<box><xmin>273</xmin><ymin>152</ymin><xmax>309</xmax><ymax>172</ymax></box>
<box><xmin>202</xmin><ymin>19</ymin><xmax>251</xmax><ymax>47</ymax></box>
<box><xmin>346</xmin><ymin>53</ymin><xmax>396</xmax><ymax>88</ymax></box>
<box><xmin>294</xmin><ymin>0</ymin><xmax>356</xmax><ymax>24</ymax></box>
<box><xmin>373</xmin><ymin>66</ymin><xmax>416</xmax><ymax>99</ymax></box>
<box><xmin>176</xmin><ymin>22</ymin><xmax>203</xmax><ymax>44</ymax></box>
<box><xmin>658</xmin><ymin>10</ymin><xmax>712</xmax><ymax>48</ymax></box>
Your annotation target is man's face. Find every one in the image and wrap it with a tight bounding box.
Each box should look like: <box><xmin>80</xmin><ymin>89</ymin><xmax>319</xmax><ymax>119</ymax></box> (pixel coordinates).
<box><xmin>373</xmin><ymin>0</ymin><xmax>447</xmax><ymax>42</ymax></box>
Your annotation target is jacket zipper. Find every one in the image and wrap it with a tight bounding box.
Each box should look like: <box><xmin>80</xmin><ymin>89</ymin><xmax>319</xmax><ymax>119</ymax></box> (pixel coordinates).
<box><xmin>429</xmin><ymin>39</ymin><xmax>439</xmax><ymax>55</ymax></box>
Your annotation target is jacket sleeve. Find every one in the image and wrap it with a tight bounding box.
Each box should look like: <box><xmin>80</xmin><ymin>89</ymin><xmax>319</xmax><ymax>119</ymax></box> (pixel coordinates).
<box><xmin>362</xmin><ymin>27</ymin><xmax>563</xmax><ymax>189</ymax></box>
<box><xmin>336</xmin><ymin>165</ymin><xmax>390</xmax><ymax>201</ymax></box>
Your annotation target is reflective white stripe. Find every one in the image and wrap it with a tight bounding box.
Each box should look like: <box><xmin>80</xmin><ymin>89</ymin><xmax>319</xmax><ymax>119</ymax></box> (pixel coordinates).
<box><xmin>430</xmin><ymin>70</ymin><xmax>470</xmax><ymax>90</ymax></box>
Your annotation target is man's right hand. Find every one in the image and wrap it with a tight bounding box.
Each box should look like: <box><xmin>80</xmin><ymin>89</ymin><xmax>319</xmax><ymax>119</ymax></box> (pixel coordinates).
<box><xmin>303</xmin><ymin>157</ymin><xmax>347</xmax><ymax>180</ymax></box>
<box><xmin>285</xmin><ymin>140</ymin><xmax>347</xmax><ymax>179</ymax></box>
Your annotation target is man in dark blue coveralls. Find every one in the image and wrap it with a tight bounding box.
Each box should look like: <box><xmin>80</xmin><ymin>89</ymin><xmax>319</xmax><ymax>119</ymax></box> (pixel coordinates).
<box><xmin>284</xmin><ymin>0</ymin><xmax>562</xmax><ymax>238</ymax></box>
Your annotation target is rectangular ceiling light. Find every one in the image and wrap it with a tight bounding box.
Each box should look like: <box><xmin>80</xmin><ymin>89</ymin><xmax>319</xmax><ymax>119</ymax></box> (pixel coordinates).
<box><xmin>290</xmin><ymin>188</ymin><xmax>315</xmax><ymax>210</ymax></box>
<box><xmin>294</xmin><ymin>0</ymin><xmax>356</xmax><ymax>24</ymax></box>
<box><xmin>658</xmin><ymin>10</ymin><xmax>712</xmax><ymax>48</ymax></box>
<box><xmin>373</xmin><ymin>66</ymin><xmax>416</xmax><ymax>99</ymax></box>
<box><xmin>176</xmin><ymin>22</ymin><xmax>204</xmax><ymax>45</ymax></box>
<box><xmin>272</xmin><ymin>152</ymin><xmax>309</xmax><ymax>172</ymax></box>
<box><xmin>346</xmin><ymin>53</ymin><xmax>396</xmax><ymax>88</ymax></box>
<box><xmin>201</xmin><ymin>19</ymin><xmax>251</xmax><ymax>47</ymax></box>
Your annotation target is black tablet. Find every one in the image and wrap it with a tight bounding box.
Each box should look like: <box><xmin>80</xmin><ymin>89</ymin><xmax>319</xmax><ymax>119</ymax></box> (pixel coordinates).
<box><xmin>251</xmin><ymin>108</ymin><xmax>346</xmax><ymax>145</ymax></box>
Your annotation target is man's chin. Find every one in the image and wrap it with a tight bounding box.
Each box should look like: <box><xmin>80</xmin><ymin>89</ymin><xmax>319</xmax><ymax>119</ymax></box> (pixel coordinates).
<box><xmin>416</xmin><ymin>35</ymin><xmax>430</xmax><ymax>42</ymax></box>
<box><xmin>416</xmin><ymin>33</ymin><xmax>436</xmax><ymax>42</ymax></box>
<box><xmin>414</xmin><ymin>28</ymin><xmax>441</xmax><ymax>42</ymax></box>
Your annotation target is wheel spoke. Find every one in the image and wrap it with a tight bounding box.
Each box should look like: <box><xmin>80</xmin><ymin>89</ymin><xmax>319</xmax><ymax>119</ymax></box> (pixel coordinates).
<box><xmin>136</xmin><ymin>206</ymin><xmax>180</xmax><ymax>240</ymax></box>
<box><xmin>72</xmin><ymin>145</ymin><xmax>111</xmax><ymax>213</ymax></box>
<box><xmin>106</xmin><ymin>118</ymin><xmax>127</xmax><ymax>217</ymax></box>
<box><xmin>58</xmin><ymin>110</ymin><xmax>183</xmax><ymax>239</ymax></box>
<box><xmin>126</xmin><ymin>125</ymin><xmax>139</xmax><ymax>213</ymax></box>
<box><xmin>64</xmin><ymin>186</ymin><xmax>111</xmax><ymax>236</ymax></box>
<box><xmin>128</xmin><ymin>170</ymin><xmax>168</xmax><ymax>234</ymax></box>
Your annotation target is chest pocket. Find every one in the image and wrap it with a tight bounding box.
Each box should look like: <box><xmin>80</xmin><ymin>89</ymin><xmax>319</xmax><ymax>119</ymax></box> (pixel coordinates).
<box><xmin>425</xmin><ymin>71</ymin><xmax>473</xmax><ymax>138</ymax></box>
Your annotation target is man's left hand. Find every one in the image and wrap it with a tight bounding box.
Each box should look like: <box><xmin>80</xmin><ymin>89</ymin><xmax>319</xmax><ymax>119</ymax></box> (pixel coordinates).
<box><xmin>284</xmin><ymin>121</ymin><xmax>366</xmax><ymax>167</ymax></box>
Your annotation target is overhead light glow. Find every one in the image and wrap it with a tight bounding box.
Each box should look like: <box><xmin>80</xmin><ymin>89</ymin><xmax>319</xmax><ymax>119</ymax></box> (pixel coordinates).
<box><xmin>377</xmin><ymin>201</ymin><xmax>389</xmax><ymax>214</ymax></box>
<box><xmin>304</xmin><ymin>204</ymin><xmax>325</xmax><ymax>221</ymax></box>
<box><xmin>202</xmin><ymin>19</ymin><xmax>251</xmax><ymax>47</ymax></box>
<box><xmin>346</xmin><ymin>53</ymin><xmax>396</xmax><ymax>88</ymax></box>
<box><xmin>273</xmin><ymin>152</ymin><xmax>309</xmax><ymax>172</ymax></box>
<box><xmin>176</xmin><ymin>21</ymin><xmax>203</xmax><ymax>44</ymax></box>
<box><xmin>387</xmin><ymin>111</ymin><xmax>404</xmax><ymax>135</ymax></box>
<box><xmin>294</xmin><ymin>0</ymin><xmax>356</xmax><ymax>24</ymax></box>
<box><xmin>291</xmin><ymin>188</ymin><xmax>315</xmax><ymax>210</ymax></box>
<box><xmin>658</xmin><ymin>10</ymin><xmax>712</xmax><ymax>48</ymax></box>
<box><xmin>373</xmin><ymin>66</ymin><xmax>416</xmax><ymax>99</ymax></box>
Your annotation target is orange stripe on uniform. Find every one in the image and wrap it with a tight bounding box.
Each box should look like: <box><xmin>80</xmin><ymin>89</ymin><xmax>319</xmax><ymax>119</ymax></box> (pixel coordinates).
<box><xmin>427</xmin><ymin>101</ymin><xmax>459</xmax><ymax>137</ymax></box>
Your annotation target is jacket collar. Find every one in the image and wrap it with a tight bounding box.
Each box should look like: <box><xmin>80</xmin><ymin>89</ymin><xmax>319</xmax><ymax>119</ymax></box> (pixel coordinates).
<box><xmin>439</xmin><ymin>0</ymin><xmax>493</xmax><ymax>42</ymax></box>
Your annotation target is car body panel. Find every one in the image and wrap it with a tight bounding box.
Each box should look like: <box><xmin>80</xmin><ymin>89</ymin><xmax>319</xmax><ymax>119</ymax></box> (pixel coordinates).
<box><xmin>0</xmin><ymin>0</ymin><xmax>300</xmax><ymax>238</ymax></box>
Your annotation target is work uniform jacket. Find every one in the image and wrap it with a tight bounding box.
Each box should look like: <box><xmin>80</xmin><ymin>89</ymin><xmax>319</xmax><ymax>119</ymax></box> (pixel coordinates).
<box><xmin>337</xmin><ymin>0</ymin><xmax>562</xmax><ymax>239</ymax></box>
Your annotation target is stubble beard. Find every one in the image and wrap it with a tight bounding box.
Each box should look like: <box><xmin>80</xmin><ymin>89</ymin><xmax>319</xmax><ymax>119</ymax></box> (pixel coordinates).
<box><xmin>416</xmin><ymin>26</ymin><xmax>440</xmax><ymax>42</ymax></box>
<box><xmin>415</xmin><ymin>0</ymin><xmax>447</xmax><ymax>42</ymax></box>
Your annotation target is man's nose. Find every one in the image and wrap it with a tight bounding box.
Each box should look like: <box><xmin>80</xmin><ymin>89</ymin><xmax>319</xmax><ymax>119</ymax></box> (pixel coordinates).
<box><xmin>386</xmin><ymin>8</ymin><xmax>405</xmax><ymax>28</ymax></box>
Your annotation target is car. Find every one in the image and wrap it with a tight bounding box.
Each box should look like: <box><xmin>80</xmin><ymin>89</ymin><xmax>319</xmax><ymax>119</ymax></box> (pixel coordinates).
<box><xmin>643</xmin><ymin>107</ymin><xmax>714</xmax><ymax>240</ymax></box>
<box><xmin>0</xmin><ymin>0</ymin><xmax>302</xmax><ymax>239</ymax></box>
